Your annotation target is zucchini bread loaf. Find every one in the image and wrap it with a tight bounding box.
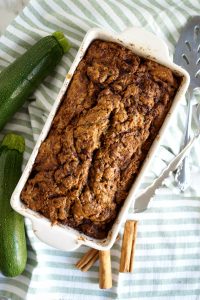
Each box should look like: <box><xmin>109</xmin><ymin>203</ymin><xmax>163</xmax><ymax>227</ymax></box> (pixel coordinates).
<box><xmin>21</xmin><ymin>40</ymin><xmax>179</xmax><ymax>238</ymax></box>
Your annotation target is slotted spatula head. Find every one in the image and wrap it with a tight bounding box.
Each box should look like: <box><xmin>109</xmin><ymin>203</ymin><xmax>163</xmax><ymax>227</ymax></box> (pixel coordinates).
<box><xmin>174</xmin><ymin>16</ymin><xmax>200</xmax><ymax>90</ymax></box>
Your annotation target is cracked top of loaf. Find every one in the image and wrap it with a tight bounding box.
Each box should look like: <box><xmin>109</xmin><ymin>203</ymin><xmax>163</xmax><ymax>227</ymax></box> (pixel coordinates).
<box><xmin>21</xmin><ymin>40</ymin><xmax>179</xmax><ymax>239</ymax></box>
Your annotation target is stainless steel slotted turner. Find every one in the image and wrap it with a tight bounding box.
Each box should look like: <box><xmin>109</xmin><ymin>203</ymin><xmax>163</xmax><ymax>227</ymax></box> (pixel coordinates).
<box><xmin>174</xmin><ymin>16</ymin><xmax>200</xmax><ymax>191</ymax></box>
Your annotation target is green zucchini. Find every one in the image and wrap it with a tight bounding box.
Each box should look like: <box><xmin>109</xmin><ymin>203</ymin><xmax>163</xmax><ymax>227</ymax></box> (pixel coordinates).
<box><xmin>0</xmin><ymin>31</ymin><xmax>71</xmax><ymax>131</ymax></box>
<box><xmin>0</xmin><ymin>133</ymin><xmax>27</xmax><ymax>277</ymax></box>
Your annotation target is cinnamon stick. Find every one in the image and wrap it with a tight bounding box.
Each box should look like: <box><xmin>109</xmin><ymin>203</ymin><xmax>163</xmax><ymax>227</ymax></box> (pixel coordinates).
<box><xmin>76</xmin><ymin>248</ymin><xmax>99</xmax><ymax>272</ymax></box>
<box><xmin>75</xmin><ymin>234</ymin><xmax>120</xmax><ymax>273</ymax></box>
<box><xmin>119</xmin><ymin>220</ymin><xmax>138</xmax><ymax>272</ymax></box>
<box><xmin>130</xmin><ymin>221</ymin><xmax>138</xmax><ymax>272</ymax></box>
<box><xmin>99</xmin><ymin>250</ymin><xmax>112</xmax><ymax>289</ymax></box>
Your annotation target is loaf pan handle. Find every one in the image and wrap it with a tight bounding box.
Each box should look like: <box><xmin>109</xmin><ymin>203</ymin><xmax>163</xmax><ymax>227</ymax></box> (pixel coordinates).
<box><xmin>32</xmin><ymin>219</ymin><xmax>81</xmax><ymax>251</ymax></box>
<box><xmin>119</xmin><ymin>27</ymin><xmax>171</xmax><ymax>63</ymax></box>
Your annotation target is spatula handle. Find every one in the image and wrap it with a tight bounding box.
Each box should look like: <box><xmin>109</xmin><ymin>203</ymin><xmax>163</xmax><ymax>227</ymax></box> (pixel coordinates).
<box><xmin>175</xmin><ymin>88</ymin><xmax>193</xmax><ymax>191</ymax></box>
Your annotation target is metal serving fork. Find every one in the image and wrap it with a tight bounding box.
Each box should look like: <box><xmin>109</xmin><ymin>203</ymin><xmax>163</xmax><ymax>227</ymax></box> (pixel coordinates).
<box><xmin>174</xmin><ymin>16</ymin><xmax>200</xmax><ymax>191</ymax></box>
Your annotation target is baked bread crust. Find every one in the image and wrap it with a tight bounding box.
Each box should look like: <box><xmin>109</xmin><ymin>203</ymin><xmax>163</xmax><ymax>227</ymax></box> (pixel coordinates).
<box><xmin>21</xmin><ymin>40</ymin><xmax>179</xmax><ymax>238</ymax></box>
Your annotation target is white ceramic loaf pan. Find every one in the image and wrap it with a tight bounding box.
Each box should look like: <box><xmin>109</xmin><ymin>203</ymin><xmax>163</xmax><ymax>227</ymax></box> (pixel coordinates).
<box><xmin>11</xmin><ymin>27</ymin><xmax>190</xmax><ymax>251</ymax></box>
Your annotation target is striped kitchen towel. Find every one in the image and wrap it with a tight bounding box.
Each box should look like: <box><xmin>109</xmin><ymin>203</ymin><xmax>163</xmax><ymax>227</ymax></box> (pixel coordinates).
<box><xmin>0</xmin><ymin>0</ymin><xmax>200</xmax><ymax>299</ymax></box>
